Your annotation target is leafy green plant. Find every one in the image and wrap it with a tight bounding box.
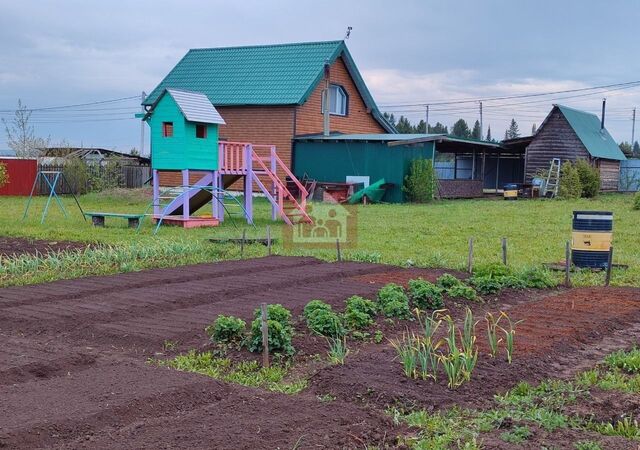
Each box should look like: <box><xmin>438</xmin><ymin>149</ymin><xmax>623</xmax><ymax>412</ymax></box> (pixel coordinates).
<box><xmin>403</xmin><ymin>158</ymin><xmax>438</xmax><ymax>203</ymax></box>
<box><xmin>588</xmin><ymin>416</ymin><xmax>640</xmax><ymax>439</ymax></box>
<box><xmin>499</xmin><ymin>311</ymin><xmax>524</xmax><ymax>363</ymax></box>
<box><xmin>306</xmin><ymin>308</ymin><xmax>345</xmax><ymax>337</ymax></box>
<box><xmin>303</xmin><ymin>299</ymin><xmax>332</xmax><ymax>319</ymax></box>
<box><xmin>436</xmin><ymin>273</ymin><xmax>462</xmax><ymax>289</ymax></box>
<box><xmin>344</xmin><ymin>295</ymin><xmax>377</xmax><ymax>329</ymax></box>
<box><xmin>446</xmin><ymin>284</ymin><xmax>479</xmax><ymax>301</ymax></box>
<box><xmin>440</xmin><ymin>315</ymin><xmax>468</xmax><ymax>388</ymax></box>
<box><xmin>408</xmin><ymin>278</ymin><xmax>444</xmax><ymax>310</ymax></box>
<box><xmin>558</xmin><ymin>161</ymin><xmax>582</xmax><ymax>199</ymax></box>
<box><xmin>520</xmin><ymin>267</ymin><xmax>557</xmax><ymax>289</ymax></box>
<box><xmin>249</xmin><ymin>304</ymin><xmax>295</xmax><ymax>355</ymax></box>
<box><xmin>469</xmin><ymin>275</ymin><xmax>503</xmax><ymax>294</ymax></box>
<box><xmin>473</xmin><ymin>263</ymin><xmax>512</xmax><ymax>278</ymax></box>
<box><xmin>327</xmin><ymin>336</ymin><xmax>349</xmax><ymax>365</ymax></box>
<box><xmin>374</xmin><ymin>330</ymin><xmax>384</xmax><ymax>344</ymax></box>
<box><xmin>574</xmin><ymin>441</ymin><xmax>602</xmax><ymax>450</ymax></box>
<box><xmin>205</xmin><ymin>315</ymin><xmax>246</xmax><ymax>345</ymax></box>
<box><xmin>605</xmin><ymin>348</ymin><xmax>640</xmax><ymax>374</ymax></box>
<box><xmin>377</xmin><ymin>283</ymin><xmax>411</xmax><ymax>319</ymax></box>
<box><xmin>500</xmin><ymin>425</ymin><xmax>532</xmax><ymax>444</ymax></box>
<box><xmin>575</xmin><ymin>158</ymin><xmax>601</xmax><ymax>198</ymax></box>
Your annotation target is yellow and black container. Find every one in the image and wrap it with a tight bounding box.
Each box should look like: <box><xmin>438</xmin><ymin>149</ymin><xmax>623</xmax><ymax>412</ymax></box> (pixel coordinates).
<box><xmin>503</xmin><ymin>183</ymin><xmax>518</xmax><ymax>200</ymax></box>
<box><xmin>571</xmin><ymin>211</ymin><xmax>613</xmax><ymax>268</ymax></box>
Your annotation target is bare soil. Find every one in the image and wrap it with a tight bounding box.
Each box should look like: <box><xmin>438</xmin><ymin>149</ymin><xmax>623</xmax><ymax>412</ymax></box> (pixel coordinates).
<box><xmin>1</xmin><ymin>256</ymin><xmax>639</xmax><ymax>449</ymax></box>
<box><xmin>0</xmin><ymin>236</ymin><xmax>89</xmax><ymax>258</ymax></box>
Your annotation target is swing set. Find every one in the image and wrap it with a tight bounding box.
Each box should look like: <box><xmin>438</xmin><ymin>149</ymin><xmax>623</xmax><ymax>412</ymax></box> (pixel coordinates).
<box><xmin>22</xmin><ymin>171</ymin><xmax>85</xmax><ymax>224</ymax></box>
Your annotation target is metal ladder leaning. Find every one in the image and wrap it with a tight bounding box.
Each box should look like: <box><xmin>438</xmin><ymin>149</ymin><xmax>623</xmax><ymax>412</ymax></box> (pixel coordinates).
<box><xmin>543</xmin><ymin>158</ymin><xmax>561</xmax><ymax>198</ymax></box>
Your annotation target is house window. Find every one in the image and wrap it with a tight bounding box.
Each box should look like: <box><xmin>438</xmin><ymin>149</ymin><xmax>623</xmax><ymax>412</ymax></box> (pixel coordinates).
<box><xmin>195</xmin><ymin>124</ymin><xmax>207</xmax><ymax>139</ymax></box>
<box><xmin>322</xmin><ymin>84</ymin><xmax>348</xmax><ymax>116</ymax></box>
<box><xmin>162</xmin><ymin>122</ymin><xmax>173</xmax><ymax>137</ymax></box>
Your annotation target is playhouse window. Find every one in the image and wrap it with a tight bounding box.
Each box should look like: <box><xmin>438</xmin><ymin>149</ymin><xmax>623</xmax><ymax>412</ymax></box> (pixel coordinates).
<box><xmin>195</xmin><ymin>124</ymin><xmax>207</xmax><ymax>139</ymax></box>
<box><xmin>322</xmin><ymin>84</ymin><xmax>348</xmax><ymax>116</ymax></box>
<box><xmin>162</xmin><ymin>122</ymin><xmax>173</xmax><ymax>137</ymax></box>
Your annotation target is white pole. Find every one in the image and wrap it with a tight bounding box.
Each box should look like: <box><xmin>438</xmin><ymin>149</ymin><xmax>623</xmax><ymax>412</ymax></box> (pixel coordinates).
<box><xmin>425</xmin><ymin>105</ymin><xmax>429</xmax><ymax>133</ymax></box>
<box><xmin>140</xmin><ymin>91</ymin><xmax>146</xmax><ymax>156</ymax></box>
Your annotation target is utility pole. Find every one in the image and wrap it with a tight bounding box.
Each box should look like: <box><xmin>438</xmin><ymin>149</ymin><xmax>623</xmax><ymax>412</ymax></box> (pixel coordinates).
<box><xmin>479</xmin><ymin>101</ymin><xmax>483</xmax><ymax>140</ymax></box>
<box><xmin>632</xmin><ymin>107</ymin><xmax>636</xmax><ymax>148</ymax></box>
<box><xmin>323</xmin><ymin>62</ymin><xmax>330</xmax><ymax>136</ymax></box>
<box><xmin>425</xmin><ymin>105</ymin><xmax>429</xmax><ymax>133</ymax></box>
<box><xmin>140</xmin><ymin>91</ymin><xmax>146</xmax><ymax>156</ymax></box>
<box><xmin>601</xmin><ymin>98</ymin><xmax>606</xmax><ymax>130</ymax></box>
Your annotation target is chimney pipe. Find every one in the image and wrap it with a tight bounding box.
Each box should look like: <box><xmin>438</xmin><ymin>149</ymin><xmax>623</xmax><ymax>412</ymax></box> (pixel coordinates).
<box><xmin>601</xmin><ymin>98</ymin><xmax>606</xmax><ymax>130</ymax></box>
<box><xmin>323</xmin><ymin>61</ymin><xmax>331</xmax><ymax>137</ymax></box>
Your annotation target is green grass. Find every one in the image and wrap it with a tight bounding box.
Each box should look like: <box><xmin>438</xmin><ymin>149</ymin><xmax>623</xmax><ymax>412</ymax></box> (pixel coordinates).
<box><xmin>1</xmin><ymin>190</ymin><xmax>639</xmax><ymax>286</ymax></box>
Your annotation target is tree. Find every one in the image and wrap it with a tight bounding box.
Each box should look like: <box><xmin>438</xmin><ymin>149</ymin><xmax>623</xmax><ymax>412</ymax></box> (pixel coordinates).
<box><xmin>451</xmin><ymin>119</ymin><xmax>471</xmax><ymax>139</ymax></box>
<box><xmin>395</xmin><ymin>116</ymin><xmax>413</xmax><ymax>133</ymax></box>
<box><xmin>130</xmin><ymin>147</ymin><xmax>140</xmax><ymax>156</ymax></box>
<box><xmin>505</xmin><ymin>119</ymin><xmax>520</xmax><ymax>140</ymax></box>
<box><xmin>2</xmin><ymin>99</ymin><xmax>50</xmax><ymax>157</ymax></box>
<box><xmin>428</xmin><ymin>122</ymin><xmax>448</xmax><ymax>134</ymax></box>
<box><xmin>415</xmin><ymin>119</ymin><xmax>426</xmax><ymax>133</ymax></box>
<box><xmin>403</xmin><ymin>159</ymin><xmax>438</xmax><ymax>202</ymax></box>
<box><xmin>383</xmin><ymin>112</ymin><xmax>397</xmax><ymax>128</ymax></box>
<box><xmin>633</xmin><ymin>141</ymin><xmax>640</xmax><ymax>158</ymax></box>
<box><xmin>485</xmin><ymin>125</ymin><xmax>492</xmax><ymax>142</ymax></box>
<box><xmin>619</xmin><ymin>141</ymin><xmax>633</xmax><ymax>158</ymax></box>
<box><xmin>471</xmin><ymin>120</ymin><xmax>481</xmax><ymax>140</ymax></box>
<box><xmin>532</xmin><ymin>123</ymin><xmax>537</xmax><ymax>134</ymax></box>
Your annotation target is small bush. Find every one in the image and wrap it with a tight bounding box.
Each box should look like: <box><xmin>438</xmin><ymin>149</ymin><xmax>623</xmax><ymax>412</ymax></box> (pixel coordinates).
<box><xmin>403</xmin><ymin>158</ymin><xmax>438</xmax><ymax>203</ymax></box>
<box><xmin>307</xmin><ymin>308</ymin><xmax>345</xmax><ymax>337</ymax></box>
<box><xmin>520</xmin><ymin>267</ymin><xmax>557</xmax><ymax>289</ymax></box>
<box><xmin>575</xmin><ymin>158</ymin><xmax>600</xmax><ymax>198</ymax></box>
<box><xmin>0</xmin><ymin>162</ymin><xmax>8</xmax><ymax>189</ymax></box>
<box><xmin>205</xmin><ymin>315</ymin><xmax>246</xmax><ymax>344</ymax></box>
<box><xmin>469</xmin><ymin>275</ymin><xmax>503</xmax><ymax>295</ymax></box>
<box><xmin>473</xmin><ymin>263</ymin><xmax>512</xmax><ymax>278</ymax></box>
<box><xmin>303</xmin><ymin>299</ymin><xmax>332</xmax><ymax>319</ymax></box>
<box><xmin>63</xmin><ymin>157</ymin><xmax>90</xmax><ymax>195</ymax></box>
<box><xmin>558</xmin><ymin>161</ymin><xmax>582</xmax><ymax>199</ymax></box>
<box><xmin>408</xmin><ymin>278</ymin><xmax>444</xmax><ymax>310</ymax></box>
<box><xmin>377</xmin><ymin>283</ymin><xmax>411</xmax><ymax>319</ymax></box>
<box><xmin>633</xmin><ymin>192</ymin><xmax>640</xmax><ymax>210</ymax></box>
<box><xmin>436</xmin><ymin>273</ymin><xmax>462</xmax><ymax>289</ymax></box>
<box><xmin>446</xmin><ymin>284</ymin><xmax>478</xmax><ymax>301</ymax></box>
<box><xmin>344</xmin><ymin>296</ymin><xmax>377</xmax><ymax>329</ymax></box>
<box><xmin>249</xmin><ymin>304</ymin><xmax>294</xmax><ymax>355</ymax></box>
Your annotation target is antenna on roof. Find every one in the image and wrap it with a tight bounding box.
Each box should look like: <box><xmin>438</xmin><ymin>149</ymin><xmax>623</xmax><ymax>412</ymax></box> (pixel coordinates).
<box><xmin>344</xmin><ymin>26</ymin><xmax>352</xmax><ymax>40</ymax></box>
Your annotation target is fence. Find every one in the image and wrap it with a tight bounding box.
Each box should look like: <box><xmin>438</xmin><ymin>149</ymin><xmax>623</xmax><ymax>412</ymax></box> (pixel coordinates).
<box><xmin>619</xmin><ymin>159</ymin><xmax>640</xmax><ymax>192</ymax></box>
<box><xmin>37</xmin><ymin>164</ymin><xmax>151</xmax><ymax>194</ymax></box>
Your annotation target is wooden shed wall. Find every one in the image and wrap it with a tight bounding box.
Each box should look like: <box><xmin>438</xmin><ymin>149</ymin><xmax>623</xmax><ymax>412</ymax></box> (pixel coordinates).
<box><xmin>524</xmin><ymin>109</ymin><xmax>589</xmax><ymax>182</ymax></box>
<box><xmin>597</xmin><ymin>159</ymin><xmax>620</xmax><ymax>191</ymax></box>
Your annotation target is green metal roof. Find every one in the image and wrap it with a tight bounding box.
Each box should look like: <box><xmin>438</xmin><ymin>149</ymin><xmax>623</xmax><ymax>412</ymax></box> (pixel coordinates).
<box><xmin>554</xmin><ymin>105</ymin><xmax>626</xmax><ymax>161</ymax></box>
<box><xmin>296</xmin><ymin>133</ymin><xmax>445</xmax><ymax>141</ymax></box>
<box><xmin>143</xmin><ymin>40</ymin><xmax>394</xmax><ymax>132</ymax></box>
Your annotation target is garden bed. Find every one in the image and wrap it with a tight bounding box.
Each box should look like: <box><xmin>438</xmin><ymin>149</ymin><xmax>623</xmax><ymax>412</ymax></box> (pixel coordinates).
<box><xmin>0</xmin><ymin>236</ymin><xmax>89</xmax><ymax>258</ymax></box>
<box><xmin>1</xmin><ymin>256</ymin><xmax>640</xmax><ymax>448</ymax></box>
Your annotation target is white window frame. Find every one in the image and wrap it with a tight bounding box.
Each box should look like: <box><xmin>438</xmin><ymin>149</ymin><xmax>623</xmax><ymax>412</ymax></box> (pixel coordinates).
<box><xmin>322</xmin><ymin>84</ymin><xmax>348</xmax><ymax>116</ymax></box>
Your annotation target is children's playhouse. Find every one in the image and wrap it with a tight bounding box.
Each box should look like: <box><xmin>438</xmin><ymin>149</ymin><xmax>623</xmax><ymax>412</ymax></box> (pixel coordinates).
<box><xmin>144</xmin><ymin>89</ymin><xmax>312</xmax><ymax>228</ymax></box>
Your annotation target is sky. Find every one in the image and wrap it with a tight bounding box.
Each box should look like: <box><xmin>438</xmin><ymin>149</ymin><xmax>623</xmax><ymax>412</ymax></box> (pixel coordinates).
<box><xmin>0</xmin><ymin>0</ymin><xmax>639</xmax><ymax>154</ymax></box>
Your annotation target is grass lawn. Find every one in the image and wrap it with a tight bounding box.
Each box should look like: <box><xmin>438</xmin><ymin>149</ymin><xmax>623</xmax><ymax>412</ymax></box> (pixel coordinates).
<box><xmin>0</xmin><ymin>188</ymin><xmax>638</xmax><ymax>287</ymax></box>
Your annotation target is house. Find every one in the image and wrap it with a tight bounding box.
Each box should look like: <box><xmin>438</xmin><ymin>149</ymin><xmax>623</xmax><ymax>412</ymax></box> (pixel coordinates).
<box><xmin>504</xmin><ymin>105</ymin><xmax>626</xmax><ymax>191</ymax></box>
<box><xmin>38</xmin><ymin>147</ymin><xmax>150</xmax><ymax>166</ymax></box>
<box><xmin>143</xmin><ymin>40</ymin><xmax>395</xmax><ymax>186</ymax></box>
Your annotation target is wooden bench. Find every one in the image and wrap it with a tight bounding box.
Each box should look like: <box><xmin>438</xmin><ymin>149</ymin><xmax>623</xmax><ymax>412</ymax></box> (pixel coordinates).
<box><xmin>84</xmin><ymin>212</ymin><xmax>144</xmax><ymax>228</ymax></box>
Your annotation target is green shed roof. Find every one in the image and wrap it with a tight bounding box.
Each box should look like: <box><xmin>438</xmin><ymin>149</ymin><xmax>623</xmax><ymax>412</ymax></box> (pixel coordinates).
<box><xmin>553</xmin><ymin>105</ymin><xmax>626</xmax><ymax>161</ymax></box>
<box><xmin>143</xmin><ymin>40</ymin><xmax>394</xmax><ymax>132</ymax></box>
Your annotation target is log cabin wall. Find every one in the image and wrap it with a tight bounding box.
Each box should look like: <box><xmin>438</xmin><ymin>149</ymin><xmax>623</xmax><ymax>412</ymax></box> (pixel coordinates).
<box><xmin>596</xmin><ymin>159</ymin><xmax>620</xmax><ymax>191</ymax></box>
<box><xmin>524</xmin><ymin>109</ymin><xmax>589</xmax><ymax>182</ymax></box>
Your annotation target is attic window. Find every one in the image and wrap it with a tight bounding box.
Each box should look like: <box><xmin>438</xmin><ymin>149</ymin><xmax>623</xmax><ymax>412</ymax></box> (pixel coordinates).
<box><xmin>322</xmin><ymin>84</ymin><xmax>348</xmax><ymax>116</ymax></box>
<box><xmin>195</xmin><ymin>124</ymin><xmax>207</xmax><ymax>139</ymax></box>
<box><xmin>162</xmin><ymin>122</ymin><xmax>173</xmax><ymax>137</ymax></box>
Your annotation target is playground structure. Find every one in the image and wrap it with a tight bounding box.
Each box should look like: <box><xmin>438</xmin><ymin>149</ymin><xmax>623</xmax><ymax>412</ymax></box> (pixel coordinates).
<box><xmin>145</xmin><ymin>89</ymin><xmax>312</xmax><ymax>229</ymax></box>
<box><xmin>23</xmin><ymin>170</ymin><xmax>85</xmax><ymax>224</ymax></box>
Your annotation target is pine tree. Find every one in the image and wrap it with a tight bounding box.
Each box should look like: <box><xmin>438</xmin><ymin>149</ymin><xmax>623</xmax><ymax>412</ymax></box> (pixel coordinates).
<box><xmin>451</xmin><ymin>119</ymin><xmax>471</xmax><ymax>138</ymax></box>
<box><xmin>416</xmin><ymin>119</ymin><xmax>426</xmax><ymax>133</ymax></box>
<box><xmin>485</xmin><ymin>126</ymin><xmax>492</xmax><ymax>142</ymax></box>
<box><xmin>382</xmin><ymin>112</ymin><xmax>396</xmax><ymax>128</ymax></box>
<box><xmin>504</xmin><ymin>130</ymin><xmax>508</xmax><ymax>141</ymax></box>
<box><xmin>471</xmin><ymin>120</ymin><xmax>481</xmax><ymax>140</ymax></box>
<box><xmin>428</xmin><ymin>122</ymin><xmax>448</xmax><ymax>134</ymax></box>
<box><xmin>633</xmin><ymin>141</ymin><xmax>640</xmax><ymax>158</ymax></box>
<box><xmin>506</xmin><ymin>119</ymin><xmax>520</xmax><ymax>139</ymax></box>
<box><xmin>619</xmin><ymin>141</ymin><xmax>633</xmax><ymax>157</ymax></box>
<box><xmin>532</xmin><ymin>123</ymin><xmax>537</xmax><ymax>134</ymax></box>
<box><xmin>396</xmin><ymin>116</ymin><xmax>413</xmax><ymax>134</ymax></box>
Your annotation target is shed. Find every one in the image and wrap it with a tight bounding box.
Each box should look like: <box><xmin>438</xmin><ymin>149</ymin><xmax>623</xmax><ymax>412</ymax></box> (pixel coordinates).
<box><xmin>521</xmin><ymin>104</ymin><xmax>626</xmax><ymax>191</ymax></box>
<box><xmin>144</xmin><ymin>89</ymin><xmax>225</xmax><ymax>171</ymax></box>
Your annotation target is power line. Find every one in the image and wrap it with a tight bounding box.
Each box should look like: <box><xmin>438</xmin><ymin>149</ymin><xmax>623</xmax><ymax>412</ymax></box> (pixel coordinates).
<box><xmin>0</xmin><ymin>95</ymin><xmax>139</xmax><ymax>113</ymax></box>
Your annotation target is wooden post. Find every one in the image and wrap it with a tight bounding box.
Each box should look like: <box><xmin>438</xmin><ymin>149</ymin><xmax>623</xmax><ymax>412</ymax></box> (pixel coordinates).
<box><xmin>241</xmin><ymin>229</ymin><xmax>246</xmax><ymax>258</ymax></box>
<box><xmin>266</xmin><ymin>225</ymin><xmax>272</xmax><ymax>256</ymax></box>
<box><xmin>565</xmin><ymin>240</ymin><xmax>571</xmax><ymax>287</ymax></box>
<box><xmin>336</xmin><ymin>239</ymin><xmax>342</xmax><ymax>262</ymax></box>
<box><xmin>467</xmin><ymin>238</ymin><xmax>474</xmax><ymax>273</ymax></box>
<box><xmin>501</xmin><ymin>237</ymin><xmax>507</xmax><ymax>265</ymax></box>
<box><xmin>605</xmin><ymin>246</ymin><xmax>614</xmax><ymax>286</ymax></box>
<box><xmin>260</xmin><ymin>303</ymin><xmax>269</xmax><ymax>368</ymax></box>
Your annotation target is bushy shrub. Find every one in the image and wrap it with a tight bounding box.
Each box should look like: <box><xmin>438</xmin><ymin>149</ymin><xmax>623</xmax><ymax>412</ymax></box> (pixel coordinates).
<box><xmin>436</xmin><ymin>273</ymin><xmax>462</xmax><ymax>289</ymax></box>
<box><xmin>308</xmin><ymin>308</ymin><xmax>345</xmax><ymax>337</ymax></box>
<box><xmin>249</xmin><ymin>304</ymin><xmax>294</xmax><ymax>355</ymax></box>
<box><xmin>403</xmin><ymin>158</ymin><xmax>438</xmax><ymax>203</ymax></box>
<box><xmin>408</xmin><ymin>278</ymin><xmax>444</xmax><ymax>310</ymax></box>
<box><xmin>446</xmin><ymin>284</ymin><xmax>478</xmax><ymax>301</ymax></box>
<box><xmin>558</xmin><ymin>161</ymin><xmax>582</xmax><ymax>199</ymax></box>
<box><xmin>473</xmin><ymin>263</ymin><xmax>512</xmax><ymax>278</ymax></box>
<box><xmin>63</xmin><ymin>157</ymin><xmax>90</xmax><ymax>195</ymax></box>
<box><xmin>303</xmin><ymin>299</ymin><xmax>332</xmax><ymax>319</ymax></box>
<box><xmin>575</xmin><ymin>159</ymin><xmax>600</xmax><ymax>198</ymax></box>
<box><xmin>344</xmin><ymin>295</ymin><xmax>377</xmax><ymax>329</ymax></box>
<box><xmin>205</xmin><ymin>315</ymin><xmax>246</xmax><ymax>344</ymax></box>
<box><xmin>377</xmin><ymin>283</ymin><xmax>411</xmax><ymax>319</ymax></box>
<box><xmin>633</xmin><ymin>192</ymin><xmax>640</xmax><ymax>211</ymax></box>
<box><xmin>0</xmin><ymin>162</ymin><xmax>8</xmax><ymax>189</ymax></box>
<box><xmin>469</xmin><ymin>275</ymin><xmax>503</xmax><ymax>295</ymax></box>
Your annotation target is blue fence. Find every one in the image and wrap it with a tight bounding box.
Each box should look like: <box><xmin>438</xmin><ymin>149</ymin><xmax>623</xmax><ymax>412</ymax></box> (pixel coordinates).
<box><xmin>620</xmin><ymin>159</ymin><xmax>640</xmax><ymax>191</ymax></box>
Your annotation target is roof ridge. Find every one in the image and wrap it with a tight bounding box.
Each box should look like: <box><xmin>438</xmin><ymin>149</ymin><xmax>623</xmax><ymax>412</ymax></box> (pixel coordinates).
<box><xmin>554</xmin><ymin>103</ymin><xmax>600</xmax><ymax>119</ymax></box>
<box><xmin>188</xmin><ymin>40</ymin><xmax>343</xmax><ymax>53</ymax></box>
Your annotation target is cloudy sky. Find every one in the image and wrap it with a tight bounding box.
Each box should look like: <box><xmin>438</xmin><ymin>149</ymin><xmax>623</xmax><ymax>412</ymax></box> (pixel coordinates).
<box><xmin>1</xmin><ymin>0</ymin><xmax>639</xmax><ymax>153</ymax></box>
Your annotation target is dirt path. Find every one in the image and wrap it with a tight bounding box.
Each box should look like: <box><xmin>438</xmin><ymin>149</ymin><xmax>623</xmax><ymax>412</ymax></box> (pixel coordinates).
<box><xmin>1</xmin><ymin>256</ymin><xmax>640</xmax><ymax>449</ymax></box>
